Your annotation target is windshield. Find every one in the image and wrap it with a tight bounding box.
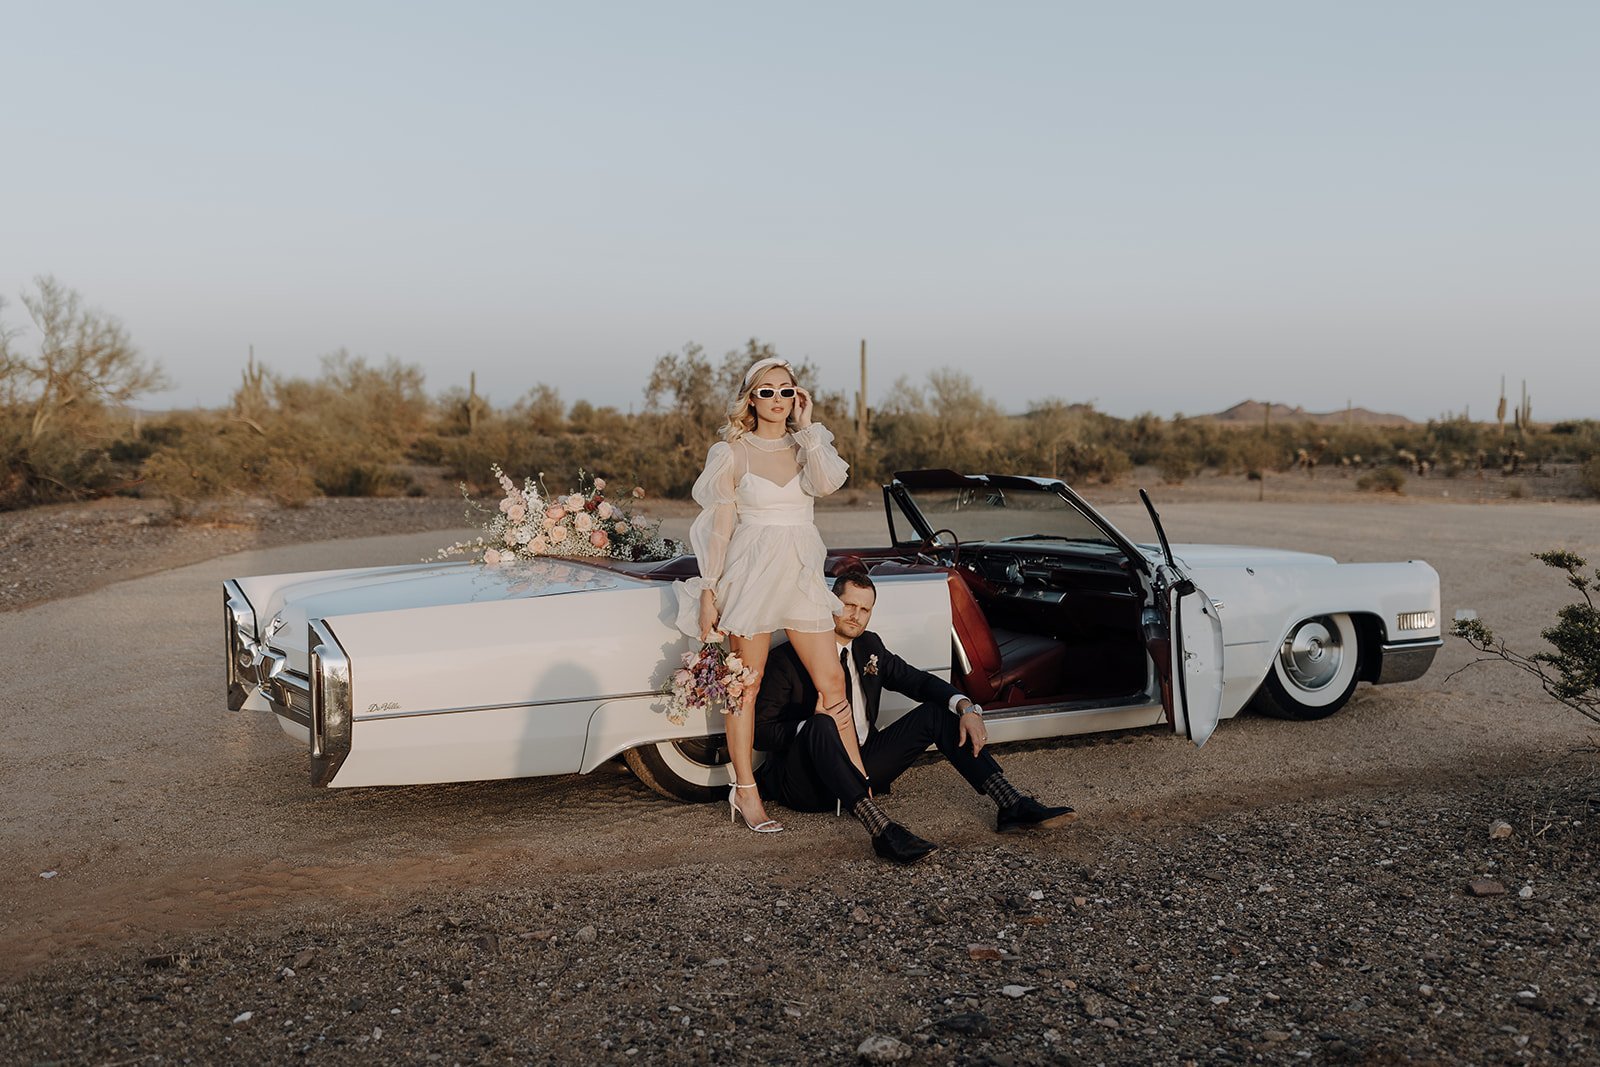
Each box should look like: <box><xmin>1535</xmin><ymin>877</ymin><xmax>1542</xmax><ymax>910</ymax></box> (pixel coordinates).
<box><xmin>900</xmin><ymin>484</ymin><xmax>1121</xmax><ymax>549</ymax></box>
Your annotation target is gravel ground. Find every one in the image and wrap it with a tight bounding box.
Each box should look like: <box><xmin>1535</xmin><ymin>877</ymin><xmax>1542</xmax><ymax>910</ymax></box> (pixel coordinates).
<box><xmin>3</xmin><ymin>761</ymin><xmax>1597</xmax><ymax>1065</ymax></box>
<box><xmin>3</xmin><ymin>490</ymin><xmax>1599</xmax><ymax>1064</ymax></box>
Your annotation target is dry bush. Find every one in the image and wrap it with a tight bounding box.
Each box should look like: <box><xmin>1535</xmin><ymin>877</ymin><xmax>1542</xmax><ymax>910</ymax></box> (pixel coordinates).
<box><xmin>1356</xmin><ymin>466</ymin><xmax>1406</xmax><ymax>493</ymax></box>
<box><xmin>141</xmin><ymin>351</ymin><xmax>427</xmax><ymax>515</ymax></box>
<box><xmin>1580</xmin><ymin>457</ymin><xmax>1600</xmax><ymax>498</ymax></box>
<box><xmin>0</xmin><ymin>279</ymin><xmax>167</xmax><ymax>509</ymax></box>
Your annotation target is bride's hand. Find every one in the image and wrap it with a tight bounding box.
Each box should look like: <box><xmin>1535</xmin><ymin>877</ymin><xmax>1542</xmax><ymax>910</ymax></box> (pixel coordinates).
<box><xmin>793</xmin><ymin>387</ymin><xmax>813</xmax><ymax>429</ymax></box>
<box><xmin>699</xmin><ymin>594</ymin><xmax>720</xmax><ymax>642</ymax></box>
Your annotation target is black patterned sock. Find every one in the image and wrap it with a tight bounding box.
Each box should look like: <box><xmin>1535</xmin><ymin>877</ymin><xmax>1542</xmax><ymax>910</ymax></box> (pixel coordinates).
<box><xmin>852</xmin><ymin>796</ymin><xmax>892</xmax><ymax>836</ymax></box>
<box><xmin>983</xmin><ymin>773</ymin><xmax>1023</xmax><ymax>809</ymax></box>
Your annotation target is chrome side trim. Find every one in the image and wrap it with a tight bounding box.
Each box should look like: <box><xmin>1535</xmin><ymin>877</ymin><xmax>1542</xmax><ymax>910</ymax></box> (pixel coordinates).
<box><xmin>309</xmin><ymin>619</ymin><xmax>354</xmax><ymax>787</ymax></box>
<box><xmin>355</xmin><ymin>690</ymin><xmax>660</xmax><ymax>722</ymax></box>
<box><xmin>980</xmin><ymin>692</ymin><xmax>1156</xmax><ymax>721</ymax></box>
<box><xmin>1376</xmin><ymin>637</ymin><xmax>1443</xmax><ymax>685</ymax></box>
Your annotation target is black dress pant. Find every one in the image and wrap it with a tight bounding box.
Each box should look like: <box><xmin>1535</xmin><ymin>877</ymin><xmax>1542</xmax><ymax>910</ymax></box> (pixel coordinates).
<box><xmin>755</xmin><ymin>701</ymin><xmax>1001</xmax><ymax>813</ymax></box>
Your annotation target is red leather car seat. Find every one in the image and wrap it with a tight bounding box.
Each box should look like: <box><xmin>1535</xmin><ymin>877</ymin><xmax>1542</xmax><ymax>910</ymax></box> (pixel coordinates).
<box><xmin>944</xmin><ymin>572</ymin><xmax>1067</xmax><ymax>706</ymax></box>
<box><xmin>868</xmin><ymin>561</ymin><xmax>1067</xmax><ymax>708</ymax></box>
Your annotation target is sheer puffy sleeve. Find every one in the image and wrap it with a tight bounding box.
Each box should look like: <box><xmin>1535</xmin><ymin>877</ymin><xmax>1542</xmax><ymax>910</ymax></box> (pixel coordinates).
<box><xmin>684</xmin><ymin>441</ymin><xmax>739</xmax><ymax>598</ymax></box>
<box><xmin>794</xmin><ymin>423</ymin><xmax>849</xmax><ymax>497</ymax></box>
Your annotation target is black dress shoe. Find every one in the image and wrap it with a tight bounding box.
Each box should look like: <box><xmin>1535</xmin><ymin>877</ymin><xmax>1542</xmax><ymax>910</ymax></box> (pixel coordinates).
<box><xmin>872</xmin><ymin>822</ymin><xmax>938</xmax><ymax>864</ymax></box>
<box><xmin>996</xmin><ymin>796</ymin><xmax>1077</xmax><ymax>833</ymax></box>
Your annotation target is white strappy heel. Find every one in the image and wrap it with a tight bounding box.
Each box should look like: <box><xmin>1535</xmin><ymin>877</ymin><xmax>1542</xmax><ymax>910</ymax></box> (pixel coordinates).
<box><xmin>729</xmin><ymin>782</ymin><xmax>785</xmax><ymax>833</ymax></box>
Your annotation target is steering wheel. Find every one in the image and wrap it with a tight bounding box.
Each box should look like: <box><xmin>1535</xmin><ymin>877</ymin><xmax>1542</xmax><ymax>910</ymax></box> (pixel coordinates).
<box><xmin>915</xmin><ymin>528</ymin><xmax>962</xmax><ymax>568</ymax></box>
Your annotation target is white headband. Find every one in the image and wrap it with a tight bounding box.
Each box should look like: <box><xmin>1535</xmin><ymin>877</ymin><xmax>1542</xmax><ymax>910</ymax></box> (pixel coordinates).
<box><xmin>742</xmin><ymin>357</ymin><xmax>792</xmax><ymax>388</ymax></box>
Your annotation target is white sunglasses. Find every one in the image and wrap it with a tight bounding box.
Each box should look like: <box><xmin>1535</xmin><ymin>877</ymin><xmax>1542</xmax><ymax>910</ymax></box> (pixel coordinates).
<box><xmin>752</xmin><ymin>387</ymin><xmax>797</xmax><ymax>399</ymax></box>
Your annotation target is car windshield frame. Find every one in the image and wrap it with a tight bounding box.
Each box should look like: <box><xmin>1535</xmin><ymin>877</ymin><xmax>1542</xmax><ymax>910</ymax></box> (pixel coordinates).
<box><xmin>887</xmin><ymin>470</ymin><xmax>1150</xmax><ymax>574</ymax></box>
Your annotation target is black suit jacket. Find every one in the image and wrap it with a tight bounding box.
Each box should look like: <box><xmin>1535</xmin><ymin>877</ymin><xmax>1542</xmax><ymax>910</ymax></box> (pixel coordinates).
<box><xmin>753</xmin><ymin>630</ymin><xmax>964</xmax><ymax>752</ymax></box>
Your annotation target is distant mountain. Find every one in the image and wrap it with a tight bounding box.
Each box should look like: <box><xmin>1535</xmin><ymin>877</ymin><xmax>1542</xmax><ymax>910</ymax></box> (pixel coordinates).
<box><xmin>1203</xmin><ymin>400</ymin><xmax>1415</xmax><ymax>428</ymax></box>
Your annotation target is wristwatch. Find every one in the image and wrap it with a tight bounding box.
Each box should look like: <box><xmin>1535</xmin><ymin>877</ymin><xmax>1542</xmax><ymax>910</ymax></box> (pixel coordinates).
<box><xmin>958</xmin><ymin>700</ymin><xmax>983</xmax><ymax>717</ymax></box>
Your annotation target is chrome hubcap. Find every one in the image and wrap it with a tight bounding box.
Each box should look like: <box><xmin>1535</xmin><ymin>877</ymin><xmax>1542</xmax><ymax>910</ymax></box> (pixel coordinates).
<box><xmin>1279</xmin><ymin>617</ymin><xmax>1343</xmax><ymax>691</ymax></box>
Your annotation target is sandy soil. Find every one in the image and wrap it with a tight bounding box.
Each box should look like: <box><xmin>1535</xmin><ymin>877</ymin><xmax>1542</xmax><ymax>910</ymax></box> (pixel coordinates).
<box><xmin>2</xmin><ymin>491</ymin><xmax>1598</xmax><ymax>1063</ymax></box>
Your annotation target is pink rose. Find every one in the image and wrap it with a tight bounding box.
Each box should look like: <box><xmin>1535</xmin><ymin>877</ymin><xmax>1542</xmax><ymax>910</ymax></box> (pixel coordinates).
<box><xmin>589</xmin><ymin>529</ymin><xmax>609</xmax><ymax>548</ymax></box>
<box><xmin>574</xmin><ymin>512</ymin><xmax>594</xmax><ymax>533</ymax></box>
<box><xmin>504</xmin><ymin>528</ymin><xmax>520</xmax><ymax>546</ymax></box>
<box><xmin>593</xmin><ymin>478</ymin><xmax>606</xmax><ymax>492</ymax></box>
<box><xmin>596</xmin><ymin>501</ymin><xmax>614</xmax><ymax>520</ymax></box>
<box><xmin>507</xmin><ymin>503</ymin><xmax>526</xmax><ymax>524</ymax></box>
<box><xmin>566</xmin><ymin>493</ymin><xmax>585</xmax><ymax>510</ymax></box>
<box><xmin>550</xmin><ymin>525</ymin><xmax>569</xmax><ymax>543</ymax></box>
<box><xmin>529</xmin><ymin>535</ymin><xmax>548</xmax><ymax>554</ymax></box>
<box><xmin>631</xmin><ymin>487</ymin><xmax>645</xmax><ymax>499</ymax></box>
<box><xmin>546</xmin><ymin>504</ymin><xmax>566</xmax><ymax>521</ymax></box>
<box><xmin>483</xmin><ymin>548</ymin><xmax>502</xmax><ymax>565</ymax></box>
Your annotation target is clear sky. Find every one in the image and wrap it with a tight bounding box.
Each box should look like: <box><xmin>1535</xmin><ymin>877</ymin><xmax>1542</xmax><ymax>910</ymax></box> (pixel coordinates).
<box><xmin>3</xmin><ymin>2</ymin><xmax>1596</xmax><ymax>421</ymax></box>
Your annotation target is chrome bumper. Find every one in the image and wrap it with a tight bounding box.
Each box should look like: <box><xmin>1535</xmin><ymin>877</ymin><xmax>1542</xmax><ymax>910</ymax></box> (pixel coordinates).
<box><xmin>1376</xmin><ymin>636</ymin><xmax>1443</xmax><ymax>685</ymax></box>
<box><xmin>223</xmin><ymin>582</ymin><xmax>352</xmax><ymax>786</ymax></box>
<box><xmin>224</xmin><ymin>580</ymin><xmax>304</xmax><ymax>723</ymax></box>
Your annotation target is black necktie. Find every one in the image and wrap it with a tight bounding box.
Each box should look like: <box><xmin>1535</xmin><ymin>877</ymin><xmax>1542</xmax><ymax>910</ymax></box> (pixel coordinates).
<box><xmin>840</xmin><ymin>647</ymin><xmax>853</xmax><ymax>707</ymax></box>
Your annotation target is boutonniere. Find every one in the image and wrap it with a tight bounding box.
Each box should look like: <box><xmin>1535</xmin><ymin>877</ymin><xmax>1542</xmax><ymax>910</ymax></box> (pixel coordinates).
<box><xmin>863</xmin><ymin>654</ymin><xmax>880</xmax><ymax>676</ymax></box>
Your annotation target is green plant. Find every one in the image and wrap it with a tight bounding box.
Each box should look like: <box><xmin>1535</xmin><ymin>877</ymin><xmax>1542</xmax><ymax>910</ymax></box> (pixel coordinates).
<box><xmin>1356</xmin><ymin>466</ymin><xmax>1406</xmax><ymax>493</ymax></box>
<box><xmin>1452</xmin><ymin>550</ymin><xmax>1600</xmax><ymax>724</ymax></box>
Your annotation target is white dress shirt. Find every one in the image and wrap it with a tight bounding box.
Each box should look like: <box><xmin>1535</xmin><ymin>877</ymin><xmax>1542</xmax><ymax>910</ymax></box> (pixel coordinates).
<box><xmin>838</xmin><ymin>640</ymin><xmax>971</xmax><ymax>746</ymax></box>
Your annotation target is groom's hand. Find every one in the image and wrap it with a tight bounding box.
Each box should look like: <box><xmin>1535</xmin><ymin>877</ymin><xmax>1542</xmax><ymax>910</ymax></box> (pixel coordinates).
<box><xmin>958</xmin><ymin>710</ymin><xmax>987</xmax><ymax>756</ymax></box>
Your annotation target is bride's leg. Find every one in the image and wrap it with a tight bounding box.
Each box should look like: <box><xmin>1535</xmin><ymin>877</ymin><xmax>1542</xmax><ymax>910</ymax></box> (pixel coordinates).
<box><xmin>785</xmin><ymin>628</ymin><xmax>867</xmax><ymax>780</ymax></box>
<box><xmin>727</xmin><ymin>631</ymin><xmax>779</xmax><ymax>828</ymax></box>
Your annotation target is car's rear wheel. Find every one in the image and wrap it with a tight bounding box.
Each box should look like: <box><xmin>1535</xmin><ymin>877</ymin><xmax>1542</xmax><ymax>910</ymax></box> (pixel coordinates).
<box><xmin>624</xmin><ymin>737</ymin><xmax>761</xmax><ymax>803</ymax></box>
<box><xmin>1250</xmin><ymin>613</ymin><xmax>1361</xmax><ymax>720</ymax></box>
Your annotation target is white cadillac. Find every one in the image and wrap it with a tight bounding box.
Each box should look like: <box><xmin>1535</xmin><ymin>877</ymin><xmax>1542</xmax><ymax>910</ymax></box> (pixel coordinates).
<box><xmin>224</xmin><ymin>470</ymin><xmax>1442</xmax><ymax>800</ymax></box>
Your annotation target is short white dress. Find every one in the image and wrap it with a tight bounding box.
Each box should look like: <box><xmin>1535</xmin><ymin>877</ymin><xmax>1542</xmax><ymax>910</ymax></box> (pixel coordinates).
<box><xmin>674</xmin><ymin>424</ymin><xmax>850</xmax><ymax>639</ymax></box>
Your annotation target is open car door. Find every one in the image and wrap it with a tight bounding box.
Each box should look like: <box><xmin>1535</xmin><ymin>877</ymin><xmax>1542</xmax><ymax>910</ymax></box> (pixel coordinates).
<box><xmin>1142</xmin><ymin>565</ymin><xmax>1223</xmax><ymax>746</ymax></box>
<box><xmin>1137</xmin><ymin>489</ymin><xmax>1223</xmax><ymax>747</ymax></box>
<box><xmin>1168</xmin><ymin>570</ymin><xmax>1223</xmax><ymax>746</ymax></box>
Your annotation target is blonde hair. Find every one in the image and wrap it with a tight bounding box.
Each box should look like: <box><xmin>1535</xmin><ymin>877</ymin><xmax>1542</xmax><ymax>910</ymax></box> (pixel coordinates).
<box><xmin>719</xmin><ymin>359</ymin><xmax>800</xmax><ymax>441</ymax></box>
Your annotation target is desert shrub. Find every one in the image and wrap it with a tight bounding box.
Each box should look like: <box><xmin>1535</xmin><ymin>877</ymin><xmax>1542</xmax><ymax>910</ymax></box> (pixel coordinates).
<box><xmin>140</xmin><ymin>409</ymin><xmax>318</xmax><ymax>514</ymax></box>
<box><xmin>0</xmin><ymin>279</ymin><xmax>168</xmax><ymax>508</ymax></box>
<box><xmin>1453</xmin><ymin>550</ymin><xmax>1600</xmax><ymax>724</ymax></box>
<box><xmin>1580</xmin><ymin>457</ymin><xmax>1600</xmax><ymax>498</ymax></box>
<box><xmin>1505</xmin><ymin>480</ymin><xmax>1528</xmax><ymax>500</ymax></box>
<box><xmin>317</xmin><ymin>463</ymin><xmax>408</xmax><ymax>498</ymax></box>
<box><xmin>1356</xmin><ymin>466</ymin><xmax>1406</xmax><ymax>493</ymax></box>
<box><xmin>1155</xmin><ymin>450</ymin><xmax>1196</xmax><ymax>485</ymax></box>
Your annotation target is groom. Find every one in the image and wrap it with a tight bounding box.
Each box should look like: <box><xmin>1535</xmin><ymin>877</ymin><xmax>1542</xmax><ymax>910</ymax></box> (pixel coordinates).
<box><xmin>753</xmin><ymin>566</ymin><xmax>1076</xmax><ymax>863</ymax></box>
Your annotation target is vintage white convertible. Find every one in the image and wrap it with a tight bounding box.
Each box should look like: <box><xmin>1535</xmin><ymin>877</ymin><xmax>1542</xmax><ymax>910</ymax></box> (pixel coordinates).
<box><xmin>224</xmin><ymin>471</ymin><xmax>1442</xmax><ymax>800</ymax></box>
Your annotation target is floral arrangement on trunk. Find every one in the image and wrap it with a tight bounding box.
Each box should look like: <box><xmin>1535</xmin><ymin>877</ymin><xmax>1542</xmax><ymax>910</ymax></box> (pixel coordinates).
<box><xmin>439</xmin><ymin>465</ymin><xmax>679</xmax><ymax>564</ymax></box>
<box><xmin>662</xmin><ymin>639</ymin><xmax>757</xmax><ymax>725</ymax></box>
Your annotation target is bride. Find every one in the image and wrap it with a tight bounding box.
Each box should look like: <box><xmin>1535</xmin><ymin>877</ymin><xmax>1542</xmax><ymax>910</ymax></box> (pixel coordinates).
<box><xmin>676</xmin><ymin>358</ymin><xmax>859</xmax><ymax>833</ymax></box>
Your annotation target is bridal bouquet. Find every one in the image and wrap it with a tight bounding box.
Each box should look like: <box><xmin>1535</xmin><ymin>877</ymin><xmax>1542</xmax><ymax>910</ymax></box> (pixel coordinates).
<box><xmin>439</xmin><ymin>465</ymin><xmax>679</xmax><ymax>564</ymax></box>
<box><xmin>662</xmin><ymin>640</ymin><xmax>756</xmax><ymax>725</ymax></box>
